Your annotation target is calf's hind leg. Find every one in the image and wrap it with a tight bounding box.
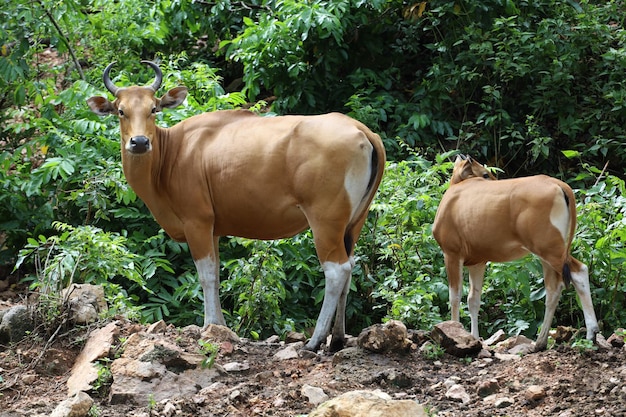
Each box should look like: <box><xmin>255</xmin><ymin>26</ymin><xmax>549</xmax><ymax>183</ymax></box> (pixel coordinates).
<box><xmin>568</xmin><ymin>258</ymin><xmax>599</xmax><ymax>340</ymax></box>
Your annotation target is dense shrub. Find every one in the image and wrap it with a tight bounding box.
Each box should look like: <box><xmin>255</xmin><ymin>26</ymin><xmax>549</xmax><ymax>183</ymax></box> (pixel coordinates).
<box><xmin>1</xmin><ymin>0</ymin><xmax>625</xmax><ymax>342</ymax></box>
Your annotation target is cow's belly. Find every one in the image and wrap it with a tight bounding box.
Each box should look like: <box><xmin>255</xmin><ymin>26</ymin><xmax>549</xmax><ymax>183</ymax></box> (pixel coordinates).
<box><xmin>213</xmin><ymin>204</ymin><xmax>310</xmax><ymax>239</ymax></box>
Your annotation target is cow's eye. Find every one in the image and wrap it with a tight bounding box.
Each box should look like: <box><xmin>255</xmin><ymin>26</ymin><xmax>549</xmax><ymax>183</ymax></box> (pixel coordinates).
<box><xmin>151</xmin><ymin>107</ymin><xmax>157</xmax><ymax>114</ymax></box>
<box><xmin>483</xmin><ymin>173</ymin><xmax>490</xmax><ymax>179</ymax></box>
<box><xmin>118</xmin><ymin>109</ymin><xmax>125</xmax><ymax>117</ymax></box>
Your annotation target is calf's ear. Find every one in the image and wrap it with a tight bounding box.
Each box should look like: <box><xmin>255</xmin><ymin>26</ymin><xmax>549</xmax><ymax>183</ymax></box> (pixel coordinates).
<box><xmin>87</xmin><ymin>96</ymin><xmax>116</xmax><ymax>116</ymax></box>
<box><xmin>158</xmin><ymin>86</ymin><xmax>188</xmax><ymax>110</ymax></box>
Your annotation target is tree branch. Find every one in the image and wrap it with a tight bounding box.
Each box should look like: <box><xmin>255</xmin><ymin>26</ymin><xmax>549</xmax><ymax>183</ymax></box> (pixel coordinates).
<box><xmin>36</xmin><ymin>0</ymin><xmax>85</xmax><ymax>80</ymax></box>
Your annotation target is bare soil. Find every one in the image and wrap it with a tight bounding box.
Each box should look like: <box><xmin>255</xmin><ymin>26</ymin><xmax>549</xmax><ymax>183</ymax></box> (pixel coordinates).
<box><xmin>1</xmin><ymin>307</ymin><xmax>625</xmax><ymax>417</ymax></box>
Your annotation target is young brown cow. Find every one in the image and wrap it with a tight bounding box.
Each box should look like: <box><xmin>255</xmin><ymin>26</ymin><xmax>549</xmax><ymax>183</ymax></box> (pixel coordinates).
<box><xmin>432</xmin><ymin>155</ymin><xmax>599</xmax><ymax>350</ymax></box>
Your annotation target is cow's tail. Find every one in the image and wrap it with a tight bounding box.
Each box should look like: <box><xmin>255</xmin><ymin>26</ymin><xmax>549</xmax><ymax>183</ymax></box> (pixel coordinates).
<box><xmin>343</xmin><ymin>127</ymin><xmax>386</xmax><ymax>257</ymax></box>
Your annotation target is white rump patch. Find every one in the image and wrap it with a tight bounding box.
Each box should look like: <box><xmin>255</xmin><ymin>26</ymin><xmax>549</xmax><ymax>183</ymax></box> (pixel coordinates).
<box><xmin>343</xmin><ymin>142</ymin><xmax>373</xmax><ymax>220</ymax></box>
<box><xmin>549</xmin><ymin>192</ymin><xmax>569</xmax><ymax>243</ymax></box>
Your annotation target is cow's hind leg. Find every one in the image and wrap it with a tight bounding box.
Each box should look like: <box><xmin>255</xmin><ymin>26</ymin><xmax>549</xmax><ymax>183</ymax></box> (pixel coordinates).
<box><xmin>444</xmin><ymin>254</ymin><xmax>464</xmax><ymax>325</ymax></box>
<box><xmin>568</xmin><ymin>257</ymin><xmax>599</xmax><ymax>340</ymax></box>
<box><xmin>304</xmin><ymin>216</ymin><xmax>353</xmax><ymax>352</ymax></box>
<box><xmin>536</xmin><ymin>260</ymin><xmax>564</xmax><ymax>351</ymax></box>
<box><xmin>467</xmin><ymin>263</ymin><xmax>487</xmax><ymax>340</ymax></box>
<box><xmin>306</xmin><ymin>258</ymin><xmax>352</xmax><ymax>351</ymax></box>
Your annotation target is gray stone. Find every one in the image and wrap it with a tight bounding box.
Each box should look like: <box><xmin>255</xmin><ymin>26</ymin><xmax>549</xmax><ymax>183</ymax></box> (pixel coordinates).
<box><xmin>273</xmin><ymin>342</ymin><xmax>303</xmax><ymax>360</ymax></box>
<box><xmin>357</xmin><ymin>320</ymin><xmax>412</xmax><ymax>353</ymax></box>
<box><xmin>476</xmin><ymin>378</ymin><xmax>500</xmax><ymax>397</ymax></box>
<box><xmin>431</xmin><ymin>321</ymin><xmax>482</xmax><ymax>357</ymax></box>
<box><xmin>61</xmin><ymin>284</ymin><xmax>107</xmax><ymax>324</ymax></box>
<box><xmin>67</xmin><ymin>321</ymin><xmax>119</xmax><ymax>395</ymax></box>
<box><xmin>483</xmin><ymin>329</ymin><xmax>506</xmax><ymax>346</ymax></box>
<box><xmin>49</xmin><ymin>392</ymin><xmax>94</xmax><ymax>417</ymax></box>
<box><xmin>309</xmin><ymin>390</ymin><xmax>427</xmax><ymax>417</ymax></box>
<box><xmin>301</xmin><ymin>384</ymin><xmax>329</xmax><ymax>406</ymax></box>
<box><xmin>445</xmin><ymin>383</ymin><xmax>471</xmax><ymax>404</ymax></box>
<box><xmin>108</xmin><ymin>331</ymin><xmax>220</xmax><ymax>405</ymax></box>
<box><xmin>200</xmin><ymin>324</ymin><xmax>240</xmax><ymax>343</ymax></box>
<box><xmin>525</xmin><ymin>385</ymin><xmax>547</xmax><ymax>401</ymax></box>
<box><xmin>0</xmin><ymin>305</ymin><xmax>33</xmax><ymax>344</ymax></box>
<box><xmin>494</xmin><ymin>335</ymin><xmax>533</xmax><ymax>352</ymax></box>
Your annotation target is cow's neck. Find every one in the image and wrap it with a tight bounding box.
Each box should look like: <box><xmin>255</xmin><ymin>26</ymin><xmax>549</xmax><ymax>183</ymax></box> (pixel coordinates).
<box><xmin>121</xmin><ymin>127</ymin><xmax>185</xmax><ymax>240</ymax></box>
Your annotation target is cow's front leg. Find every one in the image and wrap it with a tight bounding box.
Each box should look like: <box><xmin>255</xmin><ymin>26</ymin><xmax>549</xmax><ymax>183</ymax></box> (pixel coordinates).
<box><xmin>189</xmin><ymin>230</ymin><xmax>226</xmax><ymax>327</ymax></box>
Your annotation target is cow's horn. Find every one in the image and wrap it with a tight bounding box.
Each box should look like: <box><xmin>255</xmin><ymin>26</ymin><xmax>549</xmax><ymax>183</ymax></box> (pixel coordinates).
<box><xmin>141</xmin><ymin>60</ymin><xmax>162</xmax><ymax>92</ymax></box>
<box><xmin>103</xmin><ymin>62</ymin><xmax>119</xmax><ymax>96</ymax></box>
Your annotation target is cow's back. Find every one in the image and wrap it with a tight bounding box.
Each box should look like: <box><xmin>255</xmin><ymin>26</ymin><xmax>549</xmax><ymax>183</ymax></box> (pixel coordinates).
<box><xmin>160</xmin><ymin>110</ymin><xmax>378</xmax><ymax>239</ymax></box>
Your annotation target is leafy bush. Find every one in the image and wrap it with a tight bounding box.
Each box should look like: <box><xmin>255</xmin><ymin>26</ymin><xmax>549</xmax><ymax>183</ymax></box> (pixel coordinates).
<box><xmin>2</xmin><ymin>0</ymin><xmax>626</xmax><ymax>343</ymax></box>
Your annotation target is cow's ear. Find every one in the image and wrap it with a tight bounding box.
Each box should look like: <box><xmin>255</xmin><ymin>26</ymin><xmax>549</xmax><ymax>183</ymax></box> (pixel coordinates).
<box><xmin>87</xmin><ymin>96</ymin><xmax>116</xmax><ymax>116</ymax></box>
<box><xmin>158</xmin><ymin>86</ymin><xmax>188</xmax><ymax>110</ymax></box>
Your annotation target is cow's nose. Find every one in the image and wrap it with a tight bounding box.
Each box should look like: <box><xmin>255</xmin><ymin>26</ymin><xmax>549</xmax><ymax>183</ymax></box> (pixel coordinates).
<box><xmin>129</xmin><ymin>136</ymin><xmax>150</xmax><ymax>153</ymax></box>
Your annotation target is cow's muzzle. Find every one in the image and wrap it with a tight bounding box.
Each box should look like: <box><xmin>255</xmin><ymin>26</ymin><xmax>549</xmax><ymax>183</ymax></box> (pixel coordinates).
<box><xmin>128</xmin><ymin>136</ymin><xmax>151</xmax><ymax>154</ymax></box>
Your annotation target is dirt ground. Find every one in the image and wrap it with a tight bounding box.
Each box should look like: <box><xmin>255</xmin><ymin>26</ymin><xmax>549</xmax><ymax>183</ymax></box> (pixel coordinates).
<box><xmin>1</xmin><ymin>306</ymin><xmax>625</xmax><ymax>417</ymax></box>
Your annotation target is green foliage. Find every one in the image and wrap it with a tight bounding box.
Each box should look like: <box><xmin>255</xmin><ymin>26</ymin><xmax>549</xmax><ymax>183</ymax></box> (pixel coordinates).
<box><xmin>2</xmin><ymin>0</ymin><xmax>626</xmax><ymax>345</ymax></box>
<box><xmin>571</xmin><ymin>337</ymin><xmax>598</xmax><ymax>353</ymax></box>
<box><xmin>368</xmin><ymin>153</ymin><xmax>453</xmax><ymax>330</ymax></box>
<box><xmin>421</xmin><ymin>341</ymin><xmax>445</xmax><ymax>360</ymax></box>
<box><xmin>197</xmin><ymin>339</ymin><xmax>219</xmax><ymax>369</ymax></box>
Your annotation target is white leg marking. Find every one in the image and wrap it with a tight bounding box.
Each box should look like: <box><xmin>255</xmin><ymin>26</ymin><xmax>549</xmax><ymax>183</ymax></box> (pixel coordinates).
<box><xmin>448</xmin><ymin>258</ymin><xmax>463</xmax><ymax>323</ymax></box>
<box><xmin>467</xmin><ymin>263</ymin><xmax>486</xmax><ymax>339</ymax></box>
<box><xmin>569</xmin><ymin>262</ymin><xmax>600</xmax><ymax>339</ymax></box>
<box><xmin>194</xmin><ymin>256</ymin><xmax>226</xmax><ymax>326</ymax></box>
<box><xmin>305</xmin><ymin>260</ymin><xmax>352</xmax><ymax>350</ymax></box>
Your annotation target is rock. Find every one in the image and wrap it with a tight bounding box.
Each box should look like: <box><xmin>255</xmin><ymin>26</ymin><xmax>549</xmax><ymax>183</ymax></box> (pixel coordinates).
<box><xmin>0</xmin><ymin>305</ymin><xmax>33</xmax><ymax>344</ymax></box>
<box><xmin>146</xmin><ymin>320</ymin><xmax>167</xmax><ymax>334</ymax></box>
<box><xmin>222</xmin><ymin>361</ymin><xmax>250</xmax><ymax>372</ymax></box>
<box><xmin>180</xmin><ymin>324</ymin><xmax>203</xmax><ymax>339</ymax></box>
<box><xmin>61</xmin><ymin>284</ymin><xmax>107</xmax><ymax>324</ymax></box>
<box><xmin>483</xmin><ymin>329</ymin><xmax>507</xmax><ymax>346</ymax></box>
<box><xmin>301</xmin><ymin>384</ymin><xmax>329</xmax><ymax>405</ymax></box>
<box><xmin>494</xmin><ymin>352</ymin><xmax>521</xmax><ymax>361</ymax></box>
<box><xmin>357</xmin><ymin>320</ymin><xmax>412</xmax><ymax>353</ymax></box>
<box><xmin>476</xmin><ymin>378</ymin><xmax>500</xmax><ymax>397</ymax></box>
<box><xmin>200</xmin><ymin>324</ymin><xmax>240</xmax><ymax>343</ymax></box>
<box><xmin>495</xmin><ymin>396</ymin><xmax>514</xmax><ymax>408</ymax></box>
<box><xmin>108</xmin><ymin>331</ymin><xmax>220</xmax><ymax>405</ymax></box>
<box><xmin>494</xmin><ymin>335</ymin><xmax>534</xmax><ymax>352</ymax></box>
<box><xmin>525</xmin><ymin>385</ymin><xmax>547</xmax><ymax>401</ymax></box>
<box><xmin>67</xmin><ymin>321</ymin><xmax>119</xmax><ymax>395</ymax></box>
<box><xmin>607</xmin><ymin>330</ymin><xmax>625</xmax><ymax>348</ymax></box>
<box><xmin>308</xmin><ymin>390</ymin><xmax>427</xmax><ymax>417</ymax></box>
<box><xmin>285</xmin><ymin>331</ymin><xmax>307</xmax><ymax>343</ymax></box>
<box><xmin>595</xmin><ymin>333</ymin><xmax>612</xmax><ymax>350</ymax></box>
<box><xmin>49</xmin><ymin>392</ymin><xmax>94</xmax><ymax>417</ymax></box>
<box><xmin>431</xmin><ymin>321</ymin><xmax>482</xmax><ymax>357</ymax></box>
<box><xmin>273</xmin><ymin>342</ymin><xmax>303</xmax><ymax>360</ymax></box>
<box><xmin>446</xmin><ymin>383</ymin><xmax>471</xmax><ymax>404</ymax></box>
<box><xmin>508</xmin><ymin>343</ymin><xmax>534</xmax><ymax>355</ymax></box>
<box><xmin>551</xmin><ymin>325</ymin><xmax>575</xmax><ymax>343</ymax></box>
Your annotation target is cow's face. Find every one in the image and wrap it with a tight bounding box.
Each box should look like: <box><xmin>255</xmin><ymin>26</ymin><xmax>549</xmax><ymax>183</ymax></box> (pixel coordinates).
<box><xmin>450</xmin><ymin>154</ymin><xmax>496</xmax><ymax>184</ymax></box>
<box><xmin>88</xmin><ymin>86</ymin><xmax>187</xmax><ymax>155</ymax></box>
<box><xmin>86</xmin><ymin>61</ymin><xmax>187</xmax><ymax>155</ymax></box>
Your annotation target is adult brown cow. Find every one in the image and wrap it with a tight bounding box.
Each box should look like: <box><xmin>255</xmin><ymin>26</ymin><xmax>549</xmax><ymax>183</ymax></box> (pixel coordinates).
<box><xmin>87</xmin><ymin>61</ymin><xmax>385</xmax><ymax>351</ymax></box>
<box><xmin>432</xmin><ymin>155</ymin><xmax>599</xmax><ymax>351</ymax></box>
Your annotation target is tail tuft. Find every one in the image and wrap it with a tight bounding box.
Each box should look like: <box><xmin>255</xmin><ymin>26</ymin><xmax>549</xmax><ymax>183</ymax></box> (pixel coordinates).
<box><xmin>562</xmin><ymin>262</ymin><xmax>572</xmax><ymax>287</ymax></box>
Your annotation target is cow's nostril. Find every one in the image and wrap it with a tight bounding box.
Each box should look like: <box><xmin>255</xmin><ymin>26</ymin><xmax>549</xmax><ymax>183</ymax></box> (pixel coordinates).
<box><xmin>129</xmin><ymin>136</ymin><xmax>150</xmax><ymax>153</ymax></box>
